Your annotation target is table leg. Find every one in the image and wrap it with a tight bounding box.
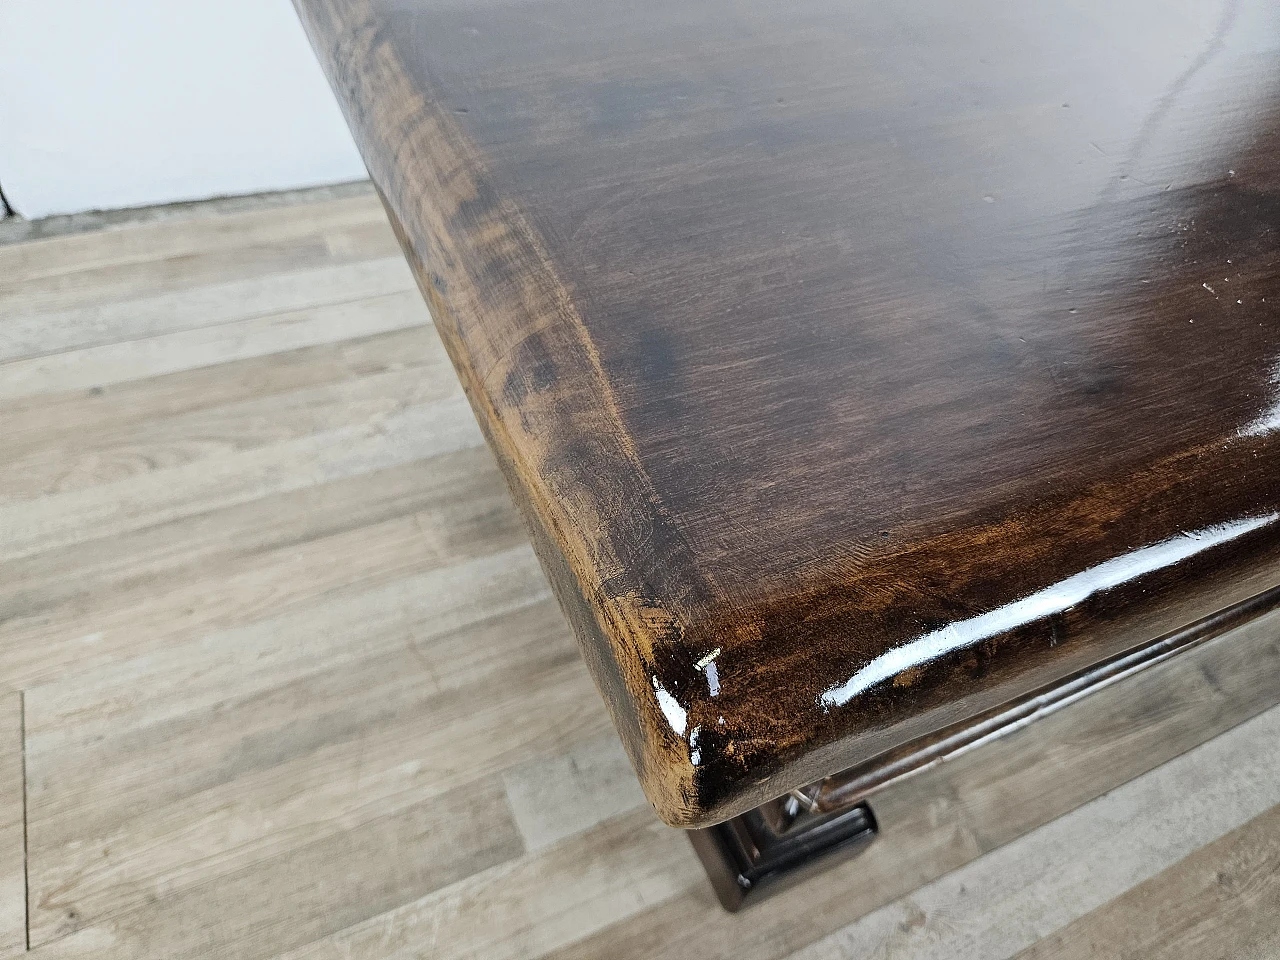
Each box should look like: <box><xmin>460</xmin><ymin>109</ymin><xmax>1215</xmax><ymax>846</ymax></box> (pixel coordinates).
<box><xmin>688</xmin><ymin>786</ymin><xmax>877</xmax><ymax>911</ymax></box>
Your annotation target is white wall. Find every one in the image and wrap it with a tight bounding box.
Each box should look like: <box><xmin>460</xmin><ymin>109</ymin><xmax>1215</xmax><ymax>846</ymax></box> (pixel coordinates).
<box><xmin>0</xmin><ymin>0</ymin><xmax>367</xmax><ymax>219</ymax></box>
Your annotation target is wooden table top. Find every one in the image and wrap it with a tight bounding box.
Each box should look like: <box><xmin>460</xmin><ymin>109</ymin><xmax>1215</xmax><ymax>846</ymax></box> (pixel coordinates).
<box><xmin>296</xmin><ymin>0</ymin><xmax>1280</xmax><ymax>827</ymax></box>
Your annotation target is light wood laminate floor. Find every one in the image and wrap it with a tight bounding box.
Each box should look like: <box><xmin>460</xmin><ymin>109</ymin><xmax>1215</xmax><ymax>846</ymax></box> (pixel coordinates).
<box><xmin>0</xmin><ymin>188</ymin><xmax>1276</xmax><ymax>959</ymax></box>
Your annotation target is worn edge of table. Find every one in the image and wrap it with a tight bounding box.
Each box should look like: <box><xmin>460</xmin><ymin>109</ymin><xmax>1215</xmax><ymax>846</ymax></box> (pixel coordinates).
<box><xmin>294</xmin><ymin>0</ymin><xmax>723</xmax><ymax>825</ymax></box>
<box><xmin>294</xmin><ymin>0</ymin><xmax>1280</xmax><ymax>828</ymax></box>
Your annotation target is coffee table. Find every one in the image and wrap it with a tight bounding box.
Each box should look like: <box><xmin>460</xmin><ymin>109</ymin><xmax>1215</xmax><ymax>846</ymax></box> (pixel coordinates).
<box><xmin>295</xmin><ymin>0</ymin><xmax>1280</xmax><ymax>909</ymax></box>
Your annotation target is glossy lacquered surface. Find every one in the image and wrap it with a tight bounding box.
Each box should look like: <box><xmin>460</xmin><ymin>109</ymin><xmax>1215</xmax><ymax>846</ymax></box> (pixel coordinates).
<box><xmin>296</xmin><ymin>0</ymin><xmax>1280</xmax><ymax>825</ymax></box>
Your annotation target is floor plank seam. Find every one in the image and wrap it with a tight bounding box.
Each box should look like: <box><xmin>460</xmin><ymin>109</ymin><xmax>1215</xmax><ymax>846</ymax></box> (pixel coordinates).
<box><xmin>19</xmin><ymin>691</ymin><xmax>28</xmax><ymax>953</ymax></box>
<box><xmin>0</xmin><ymin>285</ymin><xmax>423</xmax><ymax>373</ymax></box>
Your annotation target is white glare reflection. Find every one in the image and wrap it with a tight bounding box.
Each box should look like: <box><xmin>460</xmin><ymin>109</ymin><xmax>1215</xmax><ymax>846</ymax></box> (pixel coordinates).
<box><xmin>652</xmin><ymin>676</ymin><xmax>687</xmax><ymax>736</ymax></box>
<box><xmin>820</xmin><ymin>513</ymin><xmax>1278</xmax><ymax>709</ymax></box>
<box><xmin>694</xmin><ymin>646</ymin><xmax>722</xmax><ymax>696</ymax></box>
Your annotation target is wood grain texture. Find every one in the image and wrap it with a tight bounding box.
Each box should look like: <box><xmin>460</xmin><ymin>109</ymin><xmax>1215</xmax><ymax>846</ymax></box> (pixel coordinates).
<box><xmin>1</xmin><ymin>193</ymin><xmax>1278</xmax><ymax>956</ymax></box>
<box><xmin>295</xmin><ymin>0</ymin><xmax>1280</xmax><ymax>825</ymax></box>
<box><xmin>0</xmin><ymin>194</ymin><xmax>566</xmax><ymax>956</ymax></box>
<box><xmin>1015</xmin><ymin>804</ymin><xmax>1280</xmax><ymax>960</ymax></box>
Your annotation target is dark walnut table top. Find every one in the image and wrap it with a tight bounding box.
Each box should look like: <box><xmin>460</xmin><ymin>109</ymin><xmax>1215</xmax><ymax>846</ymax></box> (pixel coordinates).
<box><xmin>297</xmin><ymin>0</ymin><xmax>1280</xmax><ymax>826</ymax></box>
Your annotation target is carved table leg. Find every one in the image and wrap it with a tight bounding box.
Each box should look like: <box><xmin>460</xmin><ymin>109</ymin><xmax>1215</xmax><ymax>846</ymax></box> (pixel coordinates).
<box><xmin>688</xmin><ymin>783</ymin><xmax>877</xmax><ymax>911</ymax></box>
